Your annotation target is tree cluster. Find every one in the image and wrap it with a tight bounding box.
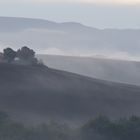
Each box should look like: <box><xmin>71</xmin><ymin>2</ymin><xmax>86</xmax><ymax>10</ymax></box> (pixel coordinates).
<box><xmin>2</xmin><ymin>46</ymin><xmax>39</xmax><ymax>65</ymax></box>
<box><xmin>0</xmin><ymin>112</ymin><xmax>140</xmax><ymax>140</ymax></box>
<box><xmin>81</xmin><ymin>115</ymin><xmax>140</xmax><ymax>140</ymax></box>
<box><xmin>0</xmin><ymin>111</ymin><xmax>71</xmax><ymax>140</ymax></box>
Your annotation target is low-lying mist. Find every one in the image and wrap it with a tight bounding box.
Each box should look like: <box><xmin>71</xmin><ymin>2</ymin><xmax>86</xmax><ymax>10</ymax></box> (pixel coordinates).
<box><xmin>0</xmin><ymin>17</ymin><xmax>140</xmax><ymax>61</ymax></box>
<box><xmin>38</xmin><ymin>54</ymin><xmax>140</xmax><ymax>85</ymax></box>
<box><xmin>1</xmin><ymin>111</ymin><xmax>140</xmax><ymax>140</ymax></box>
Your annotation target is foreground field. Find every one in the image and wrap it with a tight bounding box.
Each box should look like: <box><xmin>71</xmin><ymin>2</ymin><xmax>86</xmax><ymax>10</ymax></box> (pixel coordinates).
<box><xmin>0</xmin><ymin>63</ymin><xmax>140</xmax><ymax>124</ymax></box>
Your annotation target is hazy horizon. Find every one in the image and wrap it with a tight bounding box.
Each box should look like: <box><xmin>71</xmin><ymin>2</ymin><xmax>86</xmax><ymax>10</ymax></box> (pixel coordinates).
<box><xmin>0</xmin><ymin>16</ymin><xmax>140</xmax><ymax>61</ymax></box>
<box><xmin>0</xmin><ymin>0</ymin><xmax>140</xmax><ymax>60</ymax></box>
<box><xmin>0</xmin><ymin>0</ymin><xmax>140</xmax><ymax>29</ymax></box>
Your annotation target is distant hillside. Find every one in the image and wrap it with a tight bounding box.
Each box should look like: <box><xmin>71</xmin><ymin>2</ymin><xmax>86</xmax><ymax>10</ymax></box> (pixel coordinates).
<box><xmin>0</xmin><ymin>63</ymin><xmax>140</xmax><ymax>124</ymax></box>
<box><xmin>0</xmin><ymin>17</ymin><xmax>140</xmax><ymax>58</ymax></box>
<box><xmin>0</xmin><ymin>17</ymin><xmax>88</xmax><ymax>32</ymax></box>
<box><xmin>38</xmin><ymin>55</ymin><xmax>140</xmax><ymax>86</ymax></box>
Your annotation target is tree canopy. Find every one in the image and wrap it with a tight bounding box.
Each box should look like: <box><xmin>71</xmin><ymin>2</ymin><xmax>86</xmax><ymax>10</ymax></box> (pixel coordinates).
<box><xmin>2</xmin><ymin>46</ymin><xmax>41</xmax><ymax>65</ymax></box>
<box><xmin>17</xmin><ymin>46</ymin><xmax>35</xmax><ymax>61</ymax></box>
<box><xmin>3</xmin><ymin>48</ymin><xmax>16</xmax><ymax>63</ymax></box>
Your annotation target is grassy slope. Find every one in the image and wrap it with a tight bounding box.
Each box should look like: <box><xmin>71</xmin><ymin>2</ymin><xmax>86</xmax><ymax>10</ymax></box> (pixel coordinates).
<box><xmin>0</xmin><ymin>63</ymin><xmax>140</xmax><ymax>124</ymax></box>
<box><xmin>38</xmin><ymin>55</ymin><xmax>140</xmax><ymax>85</ymax></box>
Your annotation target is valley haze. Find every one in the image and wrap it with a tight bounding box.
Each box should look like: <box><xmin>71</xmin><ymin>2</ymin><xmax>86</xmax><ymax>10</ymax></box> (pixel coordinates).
<box><xmin>0</xmin><ymin>17</ymin><xmax>140</xmax><ymax>60</ymax></box>
<box><xmin>38</xmin><ymin>54</ymin><xmax>140</xmax><ymax>86</ymax></box>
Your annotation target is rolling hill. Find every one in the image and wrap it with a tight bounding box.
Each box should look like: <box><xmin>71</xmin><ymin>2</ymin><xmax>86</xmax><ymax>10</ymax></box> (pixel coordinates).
<box><xmin>0</xmin><ymin>17</ymin><xmax>140</xmax><ymax>59</ymax></box>
<box><xmin>0</xmin><ymin>63</ymin><xmax>140</xmax><ymax>124</ymax></box>
<box><xmin>38</xmin><ymin>55</ymin><xmax>140</xmax><ymax>86</ymax></box>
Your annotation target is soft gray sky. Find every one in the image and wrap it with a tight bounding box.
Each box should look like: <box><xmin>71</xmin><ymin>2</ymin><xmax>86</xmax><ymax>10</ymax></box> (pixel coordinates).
<box><xmin>0</xmin><ymin>0</ymin><xmax>140</xmax><ymax>28</ymax></box>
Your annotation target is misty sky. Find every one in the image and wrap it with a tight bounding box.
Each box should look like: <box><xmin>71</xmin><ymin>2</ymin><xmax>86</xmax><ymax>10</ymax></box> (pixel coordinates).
<box><xmin>0</xmin><ymin>0</ymin><xmax>140</xmax><ymax>28</ymax></box>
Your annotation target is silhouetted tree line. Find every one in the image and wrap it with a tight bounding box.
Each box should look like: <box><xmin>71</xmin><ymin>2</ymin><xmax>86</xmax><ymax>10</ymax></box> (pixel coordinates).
<box><xmin>1</xmin><ymin>46</ymin><xmax>42</xmax><ymax>65</ymax></box>
<box><xmin>0</xmin><ymin>112</ymin><xmax>140</xmax><ymax>140</ymax></box>
<box><xmin>81</xmin><ymin>115</ymin><xmax>140</xmax><ymax>140</ymax></box>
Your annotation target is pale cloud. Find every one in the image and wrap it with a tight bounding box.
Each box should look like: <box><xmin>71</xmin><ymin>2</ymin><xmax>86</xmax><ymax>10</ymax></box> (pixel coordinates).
<box><xmin>1</xmin><ymin>0</ymin><xmax>140</xmax><ymax>5</ymax></box>
<box><xmin>32</xmin><ymin>0</ymin><xmax>140</xmax><ymax>5</ymax></box>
